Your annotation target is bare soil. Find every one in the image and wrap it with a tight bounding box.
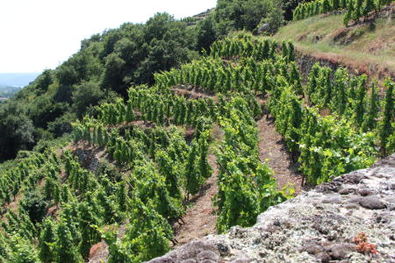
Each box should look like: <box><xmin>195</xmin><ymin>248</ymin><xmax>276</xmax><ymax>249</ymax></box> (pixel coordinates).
<box><xmin>89</xmin><ymin>241</ymin><xmax>109</xmax><ymax>263</ymax></box>
<box><xmin>171</xmin><ymin>85</ymin><xmax>218</xmax><ymax>101</ymax></box>
<box><xmin>87</xmin><ymin>98</ymin><xmax>306</xmax><ymax>260</ymax></box>
<box><xmin>172</xmin><ymin>153</ymin><xmax>219</xmax><ymax>246</ymax></box>
<box><xmin>171</xmin><ymin>112</ymin><xmax>305</xmax><ymax>246</ymax></box>
<box><xmin>257</xmin><ymin>115</ymin><xmax>304</xmax><ymax>194</ymax></box>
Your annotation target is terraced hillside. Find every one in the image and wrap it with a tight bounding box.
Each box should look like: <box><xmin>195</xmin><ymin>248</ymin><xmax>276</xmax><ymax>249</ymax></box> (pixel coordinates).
<box><xmin>0</xmin><ymin>33</ymin><xmax>394</xmax><ymax>263</ymax></box>
<box><xmin>274</xmin><ymin>3</ymin><xmax>395</xmax><ymax>79</ymax></box>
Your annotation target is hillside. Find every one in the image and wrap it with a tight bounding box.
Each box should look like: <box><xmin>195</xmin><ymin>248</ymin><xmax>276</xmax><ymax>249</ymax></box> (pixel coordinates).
<box><xmin>274</xmin><ymin>4</ymin><xmax>395</xmax><ymax>79</ymax></box>
<box><xmin>1</xmin><ymin>31</ymin><xmax>394</xmax><ymax>263</ymax></box>
<box><xmin>0</xmin><ymin>0</ymin><xmax>285</xmax><ymax>162</ymax></box>
<box><xmin>1</xmin><ymin>1</ymin><xmax>395</xmax><ymax>263</ymax></box>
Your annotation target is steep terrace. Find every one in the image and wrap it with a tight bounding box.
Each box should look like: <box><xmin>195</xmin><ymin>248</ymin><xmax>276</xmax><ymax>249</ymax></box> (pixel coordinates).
<box><xmin>274</xmin><ymin>4</ymin><xmax>395</xmax><ymax>81</ymax></box>
<box><xmin>148</xmin><ymin>154</ymin><xmax>395</xmax><ymax>262</ymax></box>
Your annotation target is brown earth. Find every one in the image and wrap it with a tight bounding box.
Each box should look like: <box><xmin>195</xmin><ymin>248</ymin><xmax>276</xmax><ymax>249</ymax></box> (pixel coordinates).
<box><xmin>172</xmin><ymin>111</ymin><xmax>306</xmax><ymax>246</ymax></box>
<box><xmin>173</xmin><ymin>153</ymin><xmax>219</xmax><ymax>246</ymax></box>
<box><xmin>171</xmin><ymin>85</ymin><xmax>218</xmax><ymax>101</ymax></box>
<box><xmin>85</xmin><ymin>97</ymin><xmax>306</xmax><ymax>261</ymax></box>
<box><xmin>257</xmin><ymin>115</ymin><xmax>303</xmax><ymax>194</ymax></box>
<box><xmin>172</xmin><ymin>125</ymin><xmax>223</xmax><ymax>246</ymax></box>
<box><xmin>276</xmin><ymin>3</ymin><xmax>395</xmax><ymax>82</ymax></box>
<box><xmin>297</xmin><ymin>50</ymin><xmax>395</xmax><ymax>83</ymax></box>
<box><xmin>88</xmin><ymin>153</ymin><xmax>220</xmax><ymax>262</ymax></box>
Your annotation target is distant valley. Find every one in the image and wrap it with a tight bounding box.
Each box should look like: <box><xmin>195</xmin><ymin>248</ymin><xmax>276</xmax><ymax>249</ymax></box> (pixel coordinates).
<box><xmin>0</xmin><ymin>85</ymin><xmax>22</xmax><ymax>100</ymax></box>
<box><xmin>0</xmin><ymin>72</ymin><xmax>39</xmax><ymax>99</ymax></box>
<box><xmin>0</xmin><ymin>72</ymin><xmax>39</xmax><ymax>88</ymax></box>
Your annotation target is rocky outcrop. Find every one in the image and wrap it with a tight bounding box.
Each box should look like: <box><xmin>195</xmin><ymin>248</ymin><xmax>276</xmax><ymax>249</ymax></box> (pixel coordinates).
<box><xmin>148</xmin><ymin>155</ymin><xmax>395</xmax><ymax>263</ymax></box>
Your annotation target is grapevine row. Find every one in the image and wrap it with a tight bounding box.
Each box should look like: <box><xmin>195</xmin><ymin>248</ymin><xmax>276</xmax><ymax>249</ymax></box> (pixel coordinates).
<box><xmin>293</xmin><ymin>0</ymin><xmax>393</xmax><ymax>25</ymax></box>
<box><xmin>215</xmin><ymin>97</ymin><xmax>286</xmax><ymax>232</ymax></box>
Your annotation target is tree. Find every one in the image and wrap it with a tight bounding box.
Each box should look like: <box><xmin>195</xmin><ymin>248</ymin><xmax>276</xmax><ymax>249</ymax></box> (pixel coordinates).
<box><xmin>101</xmin><ymin>53</ymin><xmax>127</xmax><ymax>94</ymax></box>
<box><xmin>283</xmin><ymin>0</ymin><xmax>312</xmax><ymax>20</ymax></box>
<box><xmin>258</xmin><ymin>4</ymin><xmax>285</xmax><ymax>34</ymax></box>
<box><xmin>29</xmin><ymin>96</ymin><xmax>67</xmax><ymax>129</ymax></box>
<box><xmin>0</xmin><ymin>103</ymin><xmax>35</xmax><ymax>161</ymax></box>
<box><xmin>72</xmin><ymin>81</ymin><xmax>104</xmax><ymax>118</ymax></box>
<box><xmin>197</xmin><ymin>15</ymin><xmax>217</xmax><ymax>52</ymax></box>
<box><xmin>35</xmin><ymin>70</ymin><xmax>53</xmax><ymax>94</ymax></box>
<box><xmin>215</xmin><ymin>0</ymin><xmax>284</xmax><ymax>34</ymax></box>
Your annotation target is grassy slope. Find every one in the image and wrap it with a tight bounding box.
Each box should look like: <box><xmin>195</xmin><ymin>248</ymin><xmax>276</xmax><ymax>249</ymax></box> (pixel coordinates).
<box><xmin>274</xmin><ymin>7</ymin><xmax>395</xmax><ymax>78</ymax></box>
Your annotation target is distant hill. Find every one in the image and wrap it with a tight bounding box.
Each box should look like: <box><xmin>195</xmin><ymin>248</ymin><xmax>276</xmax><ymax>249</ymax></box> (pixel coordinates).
<box><xmin>0</xmin><ymin>85</ymin><xmax>22</xmax><ymax>99</ymax></box>
<box><xmin>0</xmin><ymin>72</ymin><xmax>39</xmax><ymax>88</ymax></box>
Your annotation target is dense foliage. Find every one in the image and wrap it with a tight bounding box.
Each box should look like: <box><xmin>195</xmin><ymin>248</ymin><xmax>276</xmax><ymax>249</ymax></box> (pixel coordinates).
<box><xmin>0</xmin><ymin>0</ymin><xmax>288</xmax><ymax>162</ymax></box>
<box><xmin>214</xmin><ymin>0</ymin><xmax>284</xmax><ymax>34</ymax></box>
<box><xmin>1</xmin><ymin>1</ymin><xmax>395</xmax><ymax>262</ymax></box>
<box><xmin>0</xmin><ymin>13</ymin><xmax>197</xmax><ymax>161</ymax></box>
<box><xmin>0</xmin><ymin>32</ymin><xmax>292</xmax><ymax>263</ymax></box>
<box><xmin>215</xmin><ymin>97</ymin><xmax>286</xmax><ymax>232</ymax></box>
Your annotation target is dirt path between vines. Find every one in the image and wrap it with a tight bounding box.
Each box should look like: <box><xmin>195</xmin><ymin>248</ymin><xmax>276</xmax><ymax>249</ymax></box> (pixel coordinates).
<box><xmin>172</xmin><ymin>113</ymin><xmax>305</xmax><ymax>245</ymax></box>
<box><xmin>173</xmin><ymin>153</ymin><xmax>219</xmax><ymax>246</ymax></box>
<box><xmin>257</xmin><ymin>115</ymin><xmax>304</xmax><ymax>194</ymax></box>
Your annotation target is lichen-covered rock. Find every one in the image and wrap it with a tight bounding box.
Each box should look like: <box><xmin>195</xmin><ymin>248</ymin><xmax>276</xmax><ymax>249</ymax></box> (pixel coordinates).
<box><xmin>148</xmin><ymin>154</ymin><xmax>395</xmax><ymax>263</ymax></box>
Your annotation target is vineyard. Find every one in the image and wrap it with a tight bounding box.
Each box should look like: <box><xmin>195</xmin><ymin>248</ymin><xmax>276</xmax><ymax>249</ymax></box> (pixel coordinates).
<box><xmin>0</xmin><ymin>31</ymin><xmax>394</xmax><ymax>263</ymax></box>
<box><xmin>293</xmin><ymin>0</ymin><xmax>394</xmax><ymax>25</ymax></box>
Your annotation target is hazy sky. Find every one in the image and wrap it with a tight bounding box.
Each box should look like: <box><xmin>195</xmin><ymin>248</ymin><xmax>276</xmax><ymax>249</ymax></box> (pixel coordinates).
<box><xmin>0</xmin><ymin>0</ymin><xmax>216</xmax><ymax>73</ymax></box>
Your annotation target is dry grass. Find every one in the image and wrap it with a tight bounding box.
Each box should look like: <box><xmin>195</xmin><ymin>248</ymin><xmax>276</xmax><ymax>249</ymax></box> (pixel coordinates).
<box><xmin>274</xmin><ymin>6</ymin><xmax>395</xmax><ymax>79</ymax></box>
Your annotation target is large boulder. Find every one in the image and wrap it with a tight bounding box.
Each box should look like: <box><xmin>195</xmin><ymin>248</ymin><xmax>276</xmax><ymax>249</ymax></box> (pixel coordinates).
<box><xmin>148</xmin><ymin>154</ymin><xmax>395</xmax><ymax>262</ymax></box>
